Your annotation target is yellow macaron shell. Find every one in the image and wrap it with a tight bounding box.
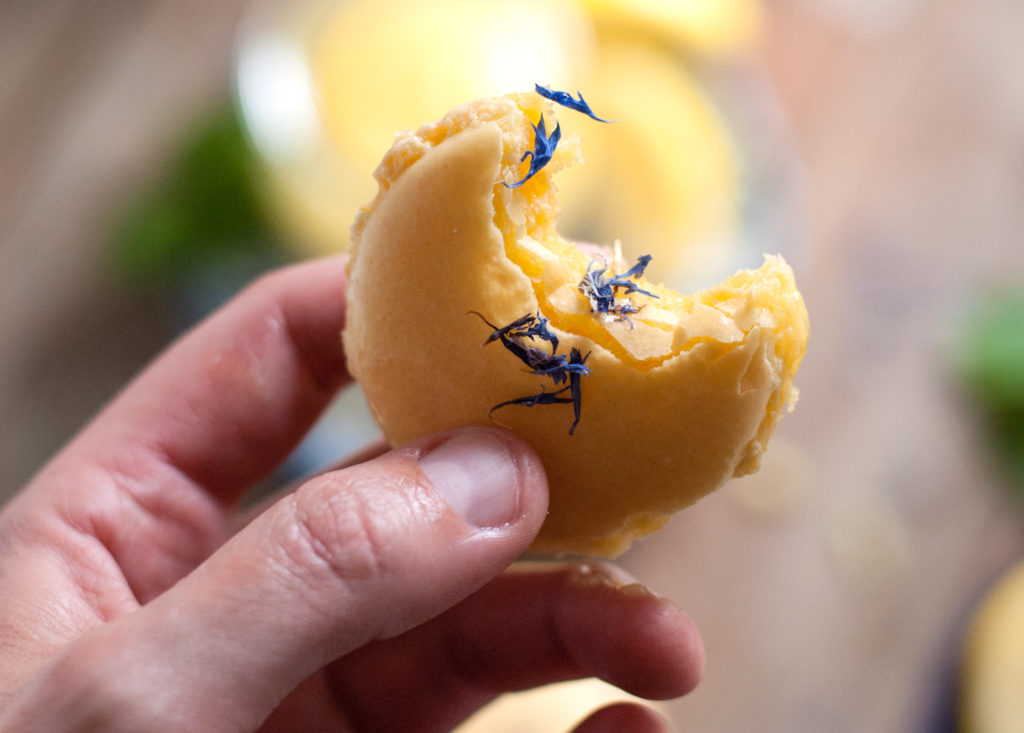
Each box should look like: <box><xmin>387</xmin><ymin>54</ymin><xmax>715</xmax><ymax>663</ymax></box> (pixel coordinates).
<box><xmin>344</xmin><ymin>93</ymin><xmax>807</xmax><ymax>556</ymax></box>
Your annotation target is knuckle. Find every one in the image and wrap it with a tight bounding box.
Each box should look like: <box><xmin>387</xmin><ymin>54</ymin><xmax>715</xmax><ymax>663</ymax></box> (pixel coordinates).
<box><xmin>262</xmin><ymin>463</ymin><xmax>448</xmax><ymax>637</ymax></box>
<box><xmin>273</xmin><ymin>473</ymin><xmax>394</xmax><ymax>593</ymax></box>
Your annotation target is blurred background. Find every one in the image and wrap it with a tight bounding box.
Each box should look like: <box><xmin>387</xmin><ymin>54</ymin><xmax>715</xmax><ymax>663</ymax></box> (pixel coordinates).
<box><xmin>2</xmin><ymin>0</ymin><xmax>1024</xmax><ymax>731</ymax></box>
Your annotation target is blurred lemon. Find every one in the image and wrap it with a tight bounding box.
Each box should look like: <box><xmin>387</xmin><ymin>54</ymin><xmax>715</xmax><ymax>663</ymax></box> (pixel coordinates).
<box><xmin>313</xmin><ymin>0</ymin><xmax>593</xmax><ymax>172</ymax></box>
<box><xmin>555</xmin><ymin>31</ymin><xmax>739</xmax><ymax>285</ymax></box>
<box><xmin>582</xmin><ymin>0</ymin><xmax>762</xmax><ymax>56</ymax></box>
<box><xmin>960</xmin><ymin>559</ymin><xmax>1024</xmax><ymax>733</ymax></box>
<box><xmin>241</xmin><ymin>0</ymin><xmax>592</xmax><ymax>256</ymax></box>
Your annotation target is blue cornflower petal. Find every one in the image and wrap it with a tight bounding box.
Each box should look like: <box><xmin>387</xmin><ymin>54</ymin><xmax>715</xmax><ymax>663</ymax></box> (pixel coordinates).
<box><xmin>578</xmin><ymin>255</ymin><xmax>659</xmax><ymax>322</ymax></box>
<box><xmin>473</xmin><ymin>310</ymin><xmax>591</xmax><ymax>434</ymax></box>
<box><xmin>505</xmin><ymin>117</ymin><xmax>561</xmax><ymax>189</ymax></box>
<box><xmin>535</xmin><ymin>84</ymin><xmax>616</xmax><ymax>123</ymax></box>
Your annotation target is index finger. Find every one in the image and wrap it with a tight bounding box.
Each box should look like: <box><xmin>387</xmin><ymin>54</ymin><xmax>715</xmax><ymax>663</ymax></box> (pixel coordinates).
<box><xmin>46</xmin><ymin>255</ymin><xmax>351</xmax><ymax>506</ymax></box>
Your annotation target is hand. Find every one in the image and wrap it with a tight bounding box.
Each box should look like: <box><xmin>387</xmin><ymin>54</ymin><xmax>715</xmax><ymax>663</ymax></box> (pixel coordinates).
<box><xmin>0</xmin><ymin>256</ymin><xmax>703</xmax><ymax>732</ymax></box>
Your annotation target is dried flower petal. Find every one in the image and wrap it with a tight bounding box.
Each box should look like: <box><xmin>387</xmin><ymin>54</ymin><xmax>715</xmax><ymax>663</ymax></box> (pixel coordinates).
<box><xmin>472</xmin><ymin>311</ymin><xmax>591</xmax><ymax>434</ymax></box>
<box><xmin>504</xmin><ymin>116</ymin><xmax>561</xmax><ymax>189</ymax></box>
<box><xmin>535</xmin><ymin>84</ymin><xmax>615</xmax><ymax>123</ymax></box>
<box><xmin>578</xmin><ymin>254</ymin><xmax>659</xmax><ymax>326</ymax></box>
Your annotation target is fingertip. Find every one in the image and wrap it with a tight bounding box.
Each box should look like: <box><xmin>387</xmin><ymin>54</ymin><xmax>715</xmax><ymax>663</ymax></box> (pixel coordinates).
<box><xmin>643</xmin><ymin>599</ymin><xmax>705</xmax><ymax>699</ymax></box>
<box><xmin>558</xmin><ymin>565</ymin><xmax>705</xmax><ymax>700</ymax></box>
<box><xmin>616</xmin><ymin>597</ymin><xmax>704</xmax><ymax>700</ymax></box>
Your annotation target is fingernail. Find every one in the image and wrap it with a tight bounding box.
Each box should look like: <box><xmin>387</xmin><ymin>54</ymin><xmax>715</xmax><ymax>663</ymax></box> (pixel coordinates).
<box><xmin>418</xmin><ymin>430</ymin><xmax>522</xmax><ymax>528</ymax></box>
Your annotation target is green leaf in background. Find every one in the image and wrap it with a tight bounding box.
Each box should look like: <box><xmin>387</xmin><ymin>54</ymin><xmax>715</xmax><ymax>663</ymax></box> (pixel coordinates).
<box><xmin>110</xmin><ymin>104</ymin><xmax>279</xmax><ymax>287</ymax></box>
<box><xmin>958</xmin><ymin>289</ymin><xmax>1024</xmax><ymax>411</ymax></box>
<box><xmin>955</xmin><ymin>287</ymin><xmax>1024</xmax><ymax>495</ymax></box>
<box><xmin>991</xmin><ymin>411</ymin><xmax>1024</xmax><ymax>489</ymax></box>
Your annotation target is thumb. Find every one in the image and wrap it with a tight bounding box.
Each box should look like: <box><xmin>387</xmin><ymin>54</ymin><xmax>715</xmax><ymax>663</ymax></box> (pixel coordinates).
<box><xmin>5</xmin><ymin>426</ymin><xmax>547</xmax><ymax>732</ymax></box>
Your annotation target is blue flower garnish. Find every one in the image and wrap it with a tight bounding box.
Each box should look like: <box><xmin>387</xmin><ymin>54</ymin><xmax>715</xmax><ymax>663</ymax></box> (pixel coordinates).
<box><xmin>535</xmin><ymin>84</ymin><xmax>615</xmax><ymax>123</ymax></box>
<box><xmin>578</xmin><ymin>254</ymin><xmax>659</xmax><ymax>326</ymax></box>
<box><xmin>505</xmin><ymin>115</ymin><xmax>561</xmax><ymax>189</ymax></box>
<box><xmin>481</xmin><ymin>312</ymin><xmax>559</xmax><ymax>353</ymax></box>
<box><xmin>471</xmin><ymin>311</ymin><xmax>591</xmax><ymax>434</ymax></box>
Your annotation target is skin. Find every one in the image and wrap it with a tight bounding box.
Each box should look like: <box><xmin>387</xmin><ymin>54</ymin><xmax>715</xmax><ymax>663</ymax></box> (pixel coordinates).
<box><xmin>0</xmin><ymin>255</ymin><xmax>703</xmax><ymax>732</ymax></box>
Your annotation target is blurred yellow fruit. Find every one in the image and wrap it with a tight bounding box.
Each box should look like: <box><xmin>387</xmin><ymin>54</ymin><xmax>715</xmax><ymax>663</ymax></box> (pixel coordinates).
<box><xmin>313</xmin><ymin>0</ymin><xmax>593</xmax><ymax>173</ymax></box>
<box><xmin>304</xmin><ymin>0</ymin><xmax>592</xmax><ymax>251</ymax></box>
<box><xmin>960</xmin><ymin>559</ymin><xmax>1024</xmax><ymax>733</ymax></box>
<box><xmin>582</xmin><ymin>0</ymin><xmax>762</xmax><ymax>56</ymax></box>
<box><xmin>556</xmin><ymin>33</ymin><xmax>739</xmax><ymax>286</ymax></box>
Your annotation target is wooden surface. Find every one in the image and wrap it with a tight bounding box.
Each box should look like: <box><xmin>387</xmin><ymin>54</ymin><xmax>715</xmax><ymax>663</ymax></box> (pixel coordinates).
<box><xmin>3</xmin><ymin>1</ymin><xmax>1024</xmax><ymax>731</ymax></box>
